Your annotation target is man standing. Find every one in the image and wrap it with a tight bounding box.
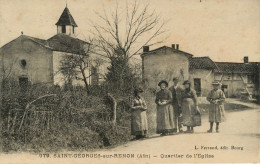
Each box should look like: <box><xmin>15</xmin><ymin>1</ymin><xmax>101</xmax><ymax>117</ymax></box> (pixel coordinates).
<box><xmin>206</xmin><ymin>81</ymin><xmax>226</xmax><ymax>133</ymax></box>
<box><xmin>169</xmin><ymin>77</ymin><xmax>183</xmax><ymax>133</ymax></box>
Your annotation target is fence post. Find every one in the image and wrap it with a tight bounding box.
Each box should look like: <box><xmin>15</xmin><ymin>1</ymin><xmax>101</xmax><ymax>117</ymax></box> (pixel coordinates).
<box><xmin>107</xmin><ymin>93</ymin><xmax>117</xmax><ymax>126</ymax></box>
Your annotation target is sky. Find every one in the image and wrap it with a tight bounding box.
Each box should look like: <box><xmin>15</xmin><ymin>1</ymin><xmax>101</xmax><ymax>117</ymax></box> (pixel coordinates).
<box><xmin>0</xmin><ymin>0</ymin><xmax>259</xmax><ymax>62</ymax></box>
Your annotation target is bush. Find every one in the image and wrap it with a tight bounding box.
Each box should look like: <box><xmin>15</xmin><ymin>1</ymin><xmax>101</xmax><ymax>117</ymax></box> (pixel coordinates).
<box><xmin>1</xmin><ymin>80</ymin><xmax>132</xmax><ymax>153</ymax></box>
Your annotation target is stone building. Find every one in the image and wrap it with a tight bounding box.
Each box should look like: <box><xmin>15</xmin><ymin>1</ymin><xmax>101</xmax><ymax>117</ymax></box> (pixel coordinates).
<box><xmin>214</xmin><ymin>58</ymin><xmax>259</xmax><ymax>98</ymax></box>
<box><xmin>141</xmin><ymin>45</ymin><xmax>259</xmax><ymax>98</ymax></box>
<box><xmin>189</xmin><ymin>57</ymin><xmax>219</xmax><ymax>96</ymax></box>
<box><xmin>0</xmin><ymin>6</ymin><xmax>99</xmax><ymax>87</ymax></box>
<box><xmin>141</xmin><ymin>44</ymin><xmax>192</xmax><ymax>88</ymax></box>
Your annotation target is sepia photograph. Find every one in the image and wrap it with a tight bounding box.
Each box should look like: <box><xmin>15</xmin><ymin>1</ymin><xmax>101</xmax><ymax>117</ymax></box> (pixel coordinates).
<box><xmin>0</xmin><ymin>0</ymin><xmax>259</xmax><ymax>163</ymax></box>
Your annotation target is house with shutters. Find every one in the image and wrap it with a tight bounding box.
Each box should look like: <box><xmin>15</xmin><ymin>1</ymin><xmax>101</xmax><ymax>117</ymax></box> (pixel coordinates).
<box><xmin>0</xmin><ymin>6</ymin><xmax>100</xmax><ymax>88</ymax></box>
<box><xmin>141</xmin><ymin>45</ymin><xmax>260</xmax><ymax>99</ymax></box>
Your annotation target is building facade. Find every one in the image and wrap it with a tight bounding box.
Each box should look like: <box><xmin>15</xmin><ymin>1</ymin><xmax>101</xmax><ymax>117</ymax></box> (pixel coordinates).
<box><xmin>141</xmin><ymin>45</ymin><xmax>259</xmax><ymax>98</ymax></box>
<box><xmin>0</xmin><ymin>6</ymin><xmax>100</xmax><ymax>88</ymax></box>
<box><xmin>189</xmin><ymin>57</ymin><xmax>219</xmax><ymax>97</ymax></box>
<box><xmin>141</xmin><ymin>44</ymin><xmax>192</xmax><ymax>88</ymax></box>
<box><xmin>214</xmin><ymin>59</ymin><xmax>259</xmax><ymax>98</ymax></box>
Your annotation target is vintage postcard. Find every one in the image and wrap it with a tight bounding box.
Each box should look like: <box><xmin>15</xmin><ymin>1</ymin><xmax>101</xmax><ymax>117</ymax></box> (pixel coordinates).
<box><xmin>0</xmin><ymin>0</ymin><xmax>259</xmax><ymax>163</ymax></box>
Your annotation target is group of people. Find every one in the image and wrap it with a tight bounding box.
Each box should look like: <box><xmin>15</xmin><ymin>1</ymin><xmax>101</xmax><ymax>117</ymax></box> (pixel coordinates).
<box><xmin>131</xmin><ymin>77</ymin><xmax>226</xmax><ymax>140</ymax></box>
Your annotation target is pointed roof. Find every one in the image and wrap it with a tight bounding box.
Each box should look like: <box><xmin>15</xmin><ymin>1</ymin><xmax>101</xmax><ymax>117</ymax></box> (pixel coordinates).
<box><xmin>55</xmin><ymin>7</ymin><xmax>78</xmax><ymax>27</ymax></box>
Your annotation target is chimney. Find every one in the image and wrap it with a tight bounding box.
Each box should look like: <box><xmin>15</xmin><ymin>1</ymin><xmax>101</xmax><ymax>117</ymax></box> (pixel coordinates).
<box><xmin>143</xmin><ymin>46</ymin><xmax>149</xmax><ymax>52</ymax></box>
<box><xmin>244</xmin><ymin>56</ymin><xmax>249</xmax><ymax>63</ymax></box>
<box><xmin>172</xmin><ymin>44</ymin><xmax>176</xmax><ymax>49</ymax></box>
<box><xmin>176</xmin><ymin>44</ymin><xmax>179</xmax><ymax>50</ymax></box>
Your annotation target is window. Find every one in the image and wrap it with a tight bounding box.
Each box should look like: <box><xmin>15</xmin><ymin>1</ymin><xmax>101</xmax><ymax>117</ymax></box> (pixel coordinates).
<box><xmin>247</xmin><ymin>75</ymin><xmax>255</xmax><ymax>84</ymax></box>
<box><xmin>20</xmin><ymin>59</ymin><xmax>27</xmax><ymax>68</ymax></box>
<box><xmin>62</xmin><ymin>25</ymin><xmax>66</xmax><ymax>33</ymax></box>
<box><xmin>72</xmin><ymin>26</ymin><xmax>75</xmax><ymax>34</ymax></box>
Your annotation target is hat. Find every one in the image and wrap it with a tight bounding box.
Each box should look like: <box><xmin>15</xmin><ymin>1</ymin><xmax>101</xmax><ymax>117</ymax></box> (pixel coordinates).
<box><xmin>134</xmin><ymin>88</ymin><xmax>143</xmax><ymax>94</ymax></box>
<box><xmin>158</xmin><ymin>80</ymin><xmax>168</xmax><ymax>87</ymax></box>
<box><xmin>183</xmin><ymin>80</ymin><xmax>191</xmax><ymax>85</ymax></box>
<box><xmin>172</xmin><ymin>77</ymin><xmax>180</xmax><ymax>82</ymax></box>
<box><xmin>212</xmin><ymin>81</ymin><xmax>221</xmax><ymax>85</ymax></box>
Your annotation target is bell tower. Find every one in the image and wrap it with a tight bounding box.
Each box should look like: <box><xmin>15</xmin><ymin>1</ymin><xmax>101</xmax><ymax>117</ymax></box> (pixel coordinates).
<box><xmin>55</xmin><ymin>5</ymin><xmax>78</xmax><ymax>36</ymax></box>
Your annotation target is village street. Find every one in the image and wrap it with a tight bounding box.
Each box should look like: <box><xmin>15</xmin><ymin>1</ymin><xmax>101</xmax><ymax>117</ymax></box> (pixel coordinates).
<box><xmin>1</xmin><ymin>100</ymin><xmax>259</xmax><ymax>164</ymax></box>
<box><xmin>95</xmin><ymin>101</ymin><xmax>259</xmax><ymax>163</ymax></box>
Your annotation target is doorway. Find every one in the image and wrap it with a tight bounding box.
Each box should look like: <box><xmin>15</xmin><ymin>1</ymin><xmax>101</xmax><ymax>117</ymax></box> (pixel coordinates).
<box><xmin>19</xmin><ymin>77</ymin><xmax>29</xmax><ymax>88</ymax></box>
<box><xmin>221</xmin><ymin>85</ymin><xmax>228</xmax><ymax>97</ymax></box>
<box><xmin>194</xmin><ymin>78</ymin><xmax>201</xmax><ymax>96</ymax></box>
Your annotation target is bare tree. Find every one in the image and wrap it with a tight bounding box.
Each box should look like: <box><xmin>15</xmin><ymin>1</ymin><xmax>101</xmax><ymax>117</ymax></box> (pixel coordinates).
<box><xmin>91</xmin><ymin>0</ymin><xmax>166</xmax><ymax>61</ymax></box>
<box><xmin>90</xmin><ymin>1</ymin><xmax>166</xmax><ymax>91</ymax></box>
<box><xmin>59</xmin><ymin>43</ymin><xmax>105</xmax><ymax>92</ymax></box>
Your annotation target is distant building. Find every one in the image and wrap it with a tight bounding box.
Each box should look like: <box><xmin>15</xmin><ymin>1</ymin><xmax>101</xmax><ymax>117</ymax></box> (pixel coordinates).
<box><xmin>141</xmin><ymin>45</ymin><xmax>259</xmax><ymax>98</ymax></box>
<box><xmin>214</xmin><ymin>58</ymin><xmax>259</xmax><ymax>98</ymax></box>
<box><xmin>0</xmin><ymin>6</ymin><xmax>100</xmax><ymax>87</ymax></box>
<box><xmin>189</xmin><ymin>57</ymin><xmax>219</xmax><ymax>96</ymax></box>
<box><xmin>141</xmin><ymin>44</ymin><xmax>192</xmax><ymax>88</ymax></box>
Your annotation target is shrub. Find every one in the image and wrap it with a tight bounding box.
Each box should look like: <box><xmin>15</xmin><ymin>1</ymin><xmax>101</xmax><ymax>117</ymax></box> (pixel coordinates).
<box><xmin>1</xmin><ymin>80</ymin><xmax>132</xmax><ymax>152</ymax></box>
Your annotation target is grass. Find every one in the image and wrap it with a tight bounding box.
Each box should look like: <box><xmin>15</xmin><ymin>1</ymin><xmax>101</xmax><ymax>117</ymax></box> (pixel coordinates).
<box><xmin>0</xmin><ymin>83</ymin><xmax>253</xmax><ymax>153</ymax></box>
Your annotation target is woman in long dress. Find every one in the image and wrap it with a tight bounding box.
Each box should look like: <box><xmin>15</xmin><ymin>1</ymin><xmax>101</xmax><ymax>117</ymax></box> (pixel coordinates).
<box><xmin>155</xmin><ymin>80</ymin><xmax>176</xmax><ymax>136</ymax></box>
<box><xmin>131</xmin><ymin>88</ymin><xmax>148</xmax><ymax>139</ymax></box>
<box><xmin>181</xmin><ymin>80</ymin><xmax>200</xmax><ymax>133</ymax></box>
<box><xmin>206</xmin><ymin>81</ymin><xmax>226</xmax><ymax>133</ymax></box>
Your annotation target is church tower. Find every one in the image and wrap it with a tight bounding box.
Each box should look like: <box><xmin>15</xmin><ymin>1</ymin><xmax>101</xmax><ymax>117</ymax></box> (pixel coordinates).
<box><xmin>55</xmin><ymin>6</ymin><xmax>78</xmax><ymax>36</ymax></box>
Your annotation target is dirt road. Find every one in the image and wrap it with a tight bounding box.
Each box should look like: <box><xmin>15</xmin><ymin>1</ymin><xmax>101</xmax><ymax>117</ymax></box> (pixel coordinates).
<box><xmin>99</xmin><ymin>107</ymin><xmax>259</xmax><ymax>163</ymax></box>
<box><xmin>1</xmin><ymin>101</ymin><xmax>259</xmax><ymax>164</ymax></box>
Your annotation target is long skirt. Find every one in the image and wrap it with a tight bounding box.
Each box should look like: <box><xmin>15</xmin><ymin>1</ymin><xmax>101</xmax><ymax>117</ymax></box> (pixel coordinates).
<box><xmin>156</xmin><ymin>104</ymin><xmax>175</xmax><ymax>134</ymax></box>
<box><xmin>182</xmin><ymin>98</ymin><xmax>197</xmax><ymax>127</ymax></box>
<box><xmin>131</xmin><ymin>110</ymin><xmax>148</xmax><ymax>136</ymax></box>
<box><xmin>209</xmin><ymin>104</ymin><xmax>226</xmax><ymax>123</ymax></box>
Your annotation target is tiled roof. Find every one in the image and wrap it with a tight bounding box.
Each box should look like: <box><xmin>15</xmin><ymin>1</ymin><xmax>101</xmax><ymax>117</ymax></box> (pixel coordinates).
<box><xmin>189</xmin><ymin>57</ymin><xmax>219</xmax><ymax>70</ymax></box>
<box><xmin>47</xmin><ymin>34</ymin><xmax>89</xmax><ymax>54</ymax></box>
<box><xmin>215</xmin><ymin>62</ymin><xmax>258</xmax><ymax>73</ymax></box>
<box><xmin>141</xmin><ymin>46</ymin><xmax>193</xmax><ymax>57</ymax></box>
<box><xmin>25</xmin><ymin>35</ymin><xmax>50</xmax><ymax>48</ymax></box>
<box><xmin>55</xmin><ymin>7</ymin><xmax>78</xmax><ymax>27</ymax></box>
<box><xmin>0</xmin><ymin>35</ymin><xmax>51</xmax><ymax>50</ymax></box>
<box><xmin>0</xmin><ymin>34</ymin><xmax>89</xmax><ymax>54</ymax></box>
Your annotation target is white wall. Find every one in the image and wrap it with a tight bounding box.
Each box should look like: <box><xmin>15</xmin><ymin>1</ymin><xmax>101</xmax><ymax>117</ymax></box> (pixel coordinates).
<box><xmin>189</xmin><ymin>69</ymin><xmax>215</xmax><ymax>96</ymax></box>
<box><xmin>143</xmin><ymin>48</ymin><xmax>190</xmax><ymax>88</ymax></box>
<box><xmin>57</xmin><ymin>25</ymin><xmax>75</xmax><ymax>37</ymax></box>
<box><xmin>214</xmin><ymin>72</ymin><xmax>253</xmax><ymax>97</ymax></box>
<box><xmin>0</xmin><ymin>36</ymin><xmax>53</xmax><ymax>85</ymax></box>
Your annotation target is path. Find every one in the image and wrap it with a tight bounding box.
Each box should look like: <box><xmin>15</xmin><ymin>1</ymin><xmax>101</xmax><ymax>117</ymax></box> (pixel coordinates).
<box><xmin>1</xmin><ymin>101</ymin><xmax>259</xmax><ymax>164</ymax></box>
